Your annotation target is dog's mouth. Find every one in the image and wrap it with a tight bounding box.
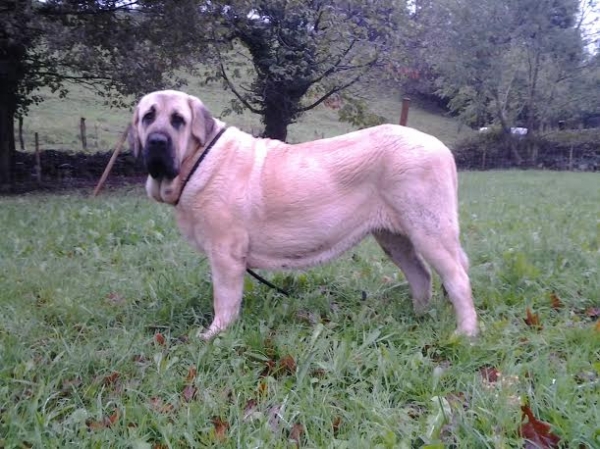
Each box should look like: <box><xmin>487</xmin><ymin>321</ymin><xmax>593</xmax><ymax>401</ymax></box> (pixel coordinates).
<box><xmin>143</xmin><ymin>132</ymin><xmax>179</xmax><ymax>180</ymax></box>
<box><xmin>145</xmin><ymin>173</ymin><xmax>180</xmax><ymax>204</ymax></box>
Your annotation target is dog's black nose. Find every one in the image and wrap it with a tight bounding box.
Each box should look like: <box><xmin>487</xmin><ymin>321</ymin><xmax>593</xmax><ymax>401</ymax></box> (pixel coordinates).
<box><xmin>147</xmin><ymin>132</ymin><xmax>169</xmax><ymax>150</ymax></box>
<box><xmin>144</xmin><ymin>132</ymin><xmax>178</xmax><ymax>180</ymax></box>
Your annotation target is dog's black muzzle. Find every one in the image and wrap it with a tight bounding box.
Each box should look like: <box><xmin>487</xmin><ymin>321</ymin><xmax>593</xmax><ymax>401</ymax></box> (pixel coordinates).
<box><xmin>143</xmin><ymin>132</ymin><xmax>179</xmax><ymax>180</ymax></box>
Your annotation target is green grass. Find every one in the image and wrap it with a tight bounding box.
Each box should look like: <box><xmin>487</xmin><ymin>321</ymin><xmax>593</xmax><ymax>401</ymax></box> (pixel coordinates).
<box><xmin>20</xmin><ymin>78</ymin><xmax>471</xmax><ymax>153</ymax></box>
<box><xmin>1</xmin><ymin>172</ymin><xmax>599</xmax><ymax>447</ymax></box>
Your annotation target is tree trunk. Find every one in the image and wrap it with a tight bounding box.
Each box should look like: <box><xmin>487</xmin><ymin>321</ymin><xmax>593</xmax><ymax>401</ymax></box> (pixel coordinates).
<box><xmin>261</xmin><ymin>91</ymin><xmax>295</xmax><ymax>142</ymax></box>
<box><xmin>262</xmin><ymin>110</ymin><xmax>290</xmax><ymax>141</ymax></box>
<box><xmin>0</xmin><ymin>98</ymin><xmax>16</xmax><ymax>188</ymax></box>
<box><xmin>0</xmin><ymin>29</ymin><xmax>25</xmax><ymax>189</ymax></box>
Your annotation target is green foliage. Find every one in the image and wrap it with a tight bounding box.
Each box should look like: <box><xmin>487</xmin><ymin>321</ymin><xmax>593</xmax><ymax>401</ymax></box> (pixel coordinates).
<box><xmin>2</xmin><ymin>1</ymin><xmax>196</xmax><ymax>114</ymax></box>
<box><xmin>337</xmin><ymin>96</ymin><xmax>387</xmax><ymax>129</ymax></box>
<box><xmin>412</xmin><ymin>0</ymin><xmax>590</xmax><ymax>131</ymax></box>
<box><xmin>0</xmin><ymin>1</ymin><xmax>210</xmax><ymax>185</ymax></box>
<box><xmin>203</xmin><ymin>0</ymin><xmax>410</xmax><ymax>139</ymax></box>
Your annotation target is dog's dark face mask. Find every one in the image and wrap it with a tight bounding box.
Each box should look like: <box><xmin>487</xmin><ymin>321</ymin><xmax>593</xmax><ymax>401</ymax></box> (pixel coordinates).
<box><xmin>137</xmin><ymin>105</ymin><xmax>180</xmax><ymax>180</ymax></box>
<box><xmin>130</xmin><ymin>95</ymin><xmax>216</xmax><ymax>177</ymax></box>
<box><xmin>143</xmin><ymin>130</ymin><xmax>179</xmax><ymax>180</ymax></box>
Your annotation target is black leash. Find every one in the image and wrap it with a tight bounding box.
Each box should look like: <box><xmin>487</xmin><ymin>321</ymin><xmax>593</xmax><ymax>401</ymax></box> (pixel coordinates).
<box><xmin>246</xmin><ymin>268</ymin><xmax>290</xmax><ymax>297</ymax></box>
<box><xmin>174</xmin><ymin>126</ymin><xmax>228</xmax><ymax>206</ymax></box>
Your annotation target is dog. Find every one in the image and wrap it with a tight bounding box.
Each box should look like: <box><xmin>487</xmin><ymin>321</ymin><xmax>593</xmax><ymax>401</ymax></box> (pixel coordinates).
<box><xmin>129</xmin><ymin>89</ymin><xmax>478</xmax><ymax>339</ymax></box>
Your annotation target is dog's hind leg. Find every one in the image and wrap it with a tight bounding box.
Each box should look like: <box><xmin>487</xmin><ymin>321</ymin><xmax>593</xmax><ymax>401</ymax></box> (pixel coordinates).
<box><xmin>373</xmin><ymin>230</ymin><xmax>432</xmax><ymax>314</ymax></box>
<box><xmin>404</xmin><ymin>227</ymin><xmax>477</xmax><ymax>337</ymax></box>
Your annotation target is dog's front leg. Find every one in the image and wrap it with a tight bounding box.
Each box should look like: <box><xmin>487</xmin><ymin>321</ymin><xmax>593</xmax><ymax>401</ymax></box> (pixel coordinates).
<box><xmin>198</xmin><ymin>241</ymin><xmax>248</xmax><ymax>340</ymax></box>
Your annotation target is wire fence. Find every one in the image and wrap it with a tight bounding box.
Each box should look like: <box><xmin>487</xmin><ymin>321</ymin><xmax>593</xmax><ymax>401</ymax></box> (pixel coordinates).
<box><xmin>13</xmin><ymin>100</ymin><xmax>599</xmax><ymax>189</ymax></box>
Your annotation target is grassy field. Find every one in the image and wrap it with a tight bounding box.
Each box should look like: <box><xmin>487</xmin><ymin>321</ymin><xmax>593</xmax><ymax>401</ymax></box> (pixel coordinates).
<box><xmin>1</xmin><ymin>171</ymin><xmax>599</xmax><ymax>447</ymax></box>
<box><xmin>19</xmin><ymin>78</ymin><xmax>471</xmax><ymax>153</ymax></box>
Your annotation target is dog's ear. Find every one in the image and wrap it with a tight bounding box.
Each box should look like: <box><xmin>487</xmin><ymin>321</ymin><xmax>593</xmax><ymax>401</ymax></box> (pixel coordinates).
<box><xmin>188</xmin><ymin>96</ymin><xmax>216</xmax><ymax>147</ymax></box>
<box><xmin>128</xmin><ymin>105</ymin><xmax>141</xmax><ymax>158</ymax></box>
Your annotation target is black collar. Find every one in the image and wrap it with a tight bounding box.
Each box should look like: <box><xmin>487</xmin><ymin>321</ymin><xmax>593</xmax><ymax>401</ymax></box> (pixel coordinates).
<box><xmin>174</xmin><ymin>126</ymin><xmax>228</xmax><ymax>206</ymax></box>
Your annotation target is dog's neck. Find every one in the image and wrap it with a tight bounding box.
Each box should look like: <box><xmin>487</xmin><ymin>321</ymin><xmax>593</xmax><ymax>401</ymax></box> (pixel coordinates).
<box><xmin>172</xmin><ymin>125</ymin><xmax>229</xmax><ymax>206</ymax></box>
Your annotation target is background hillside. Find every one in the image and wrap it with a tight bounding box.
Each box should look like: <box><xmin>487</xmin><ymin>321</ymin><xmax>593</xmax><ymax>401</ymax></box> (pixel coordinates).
<box><xmin>19</xmin><ymin>80</ymin><xmax>471</xmax><ymax>154</ymax></box>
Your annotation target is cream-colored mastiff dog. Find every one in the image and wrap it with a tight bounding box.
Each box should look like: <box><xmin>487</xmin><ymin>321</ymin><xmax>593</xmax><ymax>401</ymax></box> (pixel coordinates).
<box><xmin>130</xmin><ymin>90</ymin><xmax>478</xmax><ymax>339</ymax></box>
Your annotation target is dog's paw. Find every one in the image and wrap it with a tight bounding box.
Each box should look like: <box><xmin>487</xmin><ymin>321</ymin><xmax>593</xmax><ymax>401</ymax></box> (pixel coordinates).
<box><xmin>197</xmin><ymin>327</ymin><xmax>220</xmax><ymax>341</ymax></box>
<box><xmin>453</xmin><ymin>323</ymin><xmax>479</xmax><ymax>341</ymax></box>
<box><xmin>412</xmin><ymin>303</ymin><xmax>431</xmax><ymax>317</ymax></box>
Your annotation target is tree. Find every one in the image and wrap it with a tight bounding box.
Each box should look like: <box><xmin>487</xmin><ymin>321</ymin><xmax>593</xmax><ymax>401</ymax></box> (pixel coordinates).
<box><xmin>0</xmin><ymin>0</ymin><xmax>202</xmax><ymax>187</ymax></box>
<box><xmin>420</xmin><ymin>0</ymin><xmax>586</xmax><ymax>137</ymax></box>
<box><xmin>202</xmin><ymin>0</ymin><xmax>409</xmax><ymax>141</ymax></box>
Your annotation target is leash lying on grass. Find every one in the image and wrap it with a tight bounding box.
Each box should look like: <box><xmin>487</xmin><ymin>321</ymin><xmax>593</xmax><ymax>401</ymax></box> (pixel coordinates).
<box><xmin>92</xmin><ymin>127</ymin><xmax>290</xmax><ymax>297</ymax></box>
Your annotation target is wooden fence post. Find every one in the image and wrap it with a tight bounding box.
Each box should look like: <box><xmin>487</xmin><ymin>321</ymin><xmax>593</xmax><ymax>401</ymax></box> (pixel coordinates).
<box><xmin>34</xmin><ymin>132</ymin><xmax>41</xmax><ymax>184</ymax></box>
<box><xmin>569</xmin><ymin>144</ymin><xmax>574</xmax><ymax>171</ymax></box>
<box><xmin>80</xmin><ymin>117</ymin><xmax>88</xmax><ymax>151</ymax></box>
<box><xmin>399</xmin><ymin>97</ymin><xmax>411</xmax><ymax>126</ymax></box>
<box><xmin>18</xmin><ymin>116</ymin><xmax>25</xmax><ymax>151</ymax></box>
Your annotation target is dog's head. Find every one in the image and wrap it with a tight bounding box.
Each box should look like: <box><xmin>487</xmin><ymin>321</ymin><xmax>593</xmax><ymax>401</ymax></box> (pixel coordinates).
<box><xmin>129</xmin><ymin>90</ymin><xmax>216</xmax><ymax>203</ymax></box>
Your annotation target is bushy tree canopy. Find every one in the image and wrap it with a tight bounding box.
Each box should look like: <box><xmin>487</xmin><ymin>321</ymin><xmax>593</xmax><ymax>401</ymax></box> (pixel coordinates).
<box><xmin>0</xmin><ymin>0</ymin><xmax>201</xmax><ymax>186</ymax></box>
<box><xmin>198</xmin><ymin>0</ymin><xmax>409</xmax><ymax>141</ymax></box>
<box><xmin>412</xmin><ymin>0</ymin><xmax>589</xmax><ymax>133</ymax></box>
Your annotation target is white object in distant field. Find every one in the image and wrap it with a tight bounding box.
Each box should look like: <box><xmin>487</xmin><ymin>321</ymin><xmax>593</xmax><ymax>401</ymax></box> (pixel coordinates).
<box><xmin>478</xmin><ymin>126</ymin><xmax>528</xmax><ymax>136</ymax></box>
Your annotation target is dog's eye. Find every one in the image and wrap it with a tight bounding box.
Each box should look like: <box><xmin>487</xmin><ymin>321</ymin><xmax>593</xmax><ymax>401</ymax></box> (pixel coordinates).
<box><xmin>142</xmin><ymin>110</ymin><xmax>155</xmax><ymax>124</ymax></box>
<box><xmin>171</xmin><ymin>114</ymin><xmax>185</xmax><ymax>129</ymax></box>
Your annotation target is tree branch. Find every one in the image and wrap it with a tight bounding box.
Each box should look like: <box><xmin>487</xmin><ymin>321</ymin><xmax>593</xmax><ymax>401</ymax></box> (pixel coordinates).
<box><xmin>310</xmin><ymin>39</ymin><xmax>357</xmax><ymax>84</ymax></box>
<box><xmin>297</xmin><ymin>73</ymin><xmax>364</xmax><ymax>113</ymax></box>
<box><xmin>32</xmin><ymin>71</ymin><xmax>112</xmax><ymax>82</ymax></box>
<box><xmin>215</xmin><ymin>45</ymin><xmax>263</xmax><ymax>114</ymax></box>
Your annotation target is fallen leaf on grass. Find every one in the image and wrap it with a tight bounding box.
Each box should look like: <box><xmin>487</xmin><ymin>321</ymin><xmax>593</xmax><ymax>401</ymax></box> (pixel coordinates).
<box><xmin>106</xmin><ymin>292</ymin><xmax>125</xmax><ymax>305</ymax></box>
<box><xmin>182</xmin><ymin>385</ymin><xmax>197</xmax><ymax>402</ymax></box>
<box><xmin>257</xmin><ymin>380</ymin><xmax>268</xmax><ymax>396</ymax></box>
<box><xmin>478</xmin><ymin>368</ymin><xmax>521</xmax><ymax>405</ymax></box>
<box><xmin>479</xmin><ymin>365</ymin><xmax>500</xmax><ymax>383</ymax></box>
<box><xmin>103</xmin><ymin>371</ymin><xmax>120</xmax><ymax>386</ymax></box>
<box><xmin>586</xmin><ymin>307</ymin><xmax>600</xmax><ymax>320</ymax></box>
<box><xmin>332</xmin><ymin>416</ymin><xmax>342</xmax><ymax>436</ymax></box>
<box><xmin>524</xmin><ymin>308</ymin><xmax>543</xmax><ymax>330</ymax></box>
<box><xmin>154</xmin><ymin>333</ymin><xmax>166</xmax><ymax>346</ymax></box>
<box><xmin>186</xmin><ymin>366</ymin><xmax>197</xmax><ymax>383</ymax></box>
<box><xmin>595</xmin><ymin>321</ymin><xmax>600</xmax><ymax>333</ymax></box>
<box><xmin>148</xmin><ymin>397</ymin><xmax>175</xmax><ymax>414</ymax></box>
<box><xmin>243</xmin><ymin>399</ymin><xmax>258</xmax><ymax>421</ymax></box>
<box><xmin>311</xmin><ymin>368</ymin><xmax>327</xmax><ymax>378</ymax></box>
<box><xmin>261</xmin><ymin>359</ymin><xmax>277</xmax><ymax>377</ymax></box>
<box><xmin>549</xmin><ymin>293</ymin><xmax>563</xmax><ymax>310</ymax></box>
<box><xmin>289</xmin><ymin>423</ymin><xmax>304</xmax><ymax>447</ymax></box>
<box><xmin>279</xmin><ymin>355</ymin><xmax>296</xmax><ymax>375</ymax></box>
<box><xmin>519</xmin><ymin>405</ymin><xmax>560</xmax><ymax>448</ymax></box>
<box><xmin>268</xmin><ymin>405</ymin><xmax>282</xmax><ymax>433</ymax></box>
<box><xmin>211</xmin><ymin>417</ymin><xmax>229</xmax><ymax>442</ymax></box>
<box><xmin>261</xmin><ymin>355</ymin><xmax>297</xmax><ymax>378</ymax></box>
<box><xmin>86</xmin><ymin>410</ymin><xmax>119</xmax><ymax>430</ymax></box>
